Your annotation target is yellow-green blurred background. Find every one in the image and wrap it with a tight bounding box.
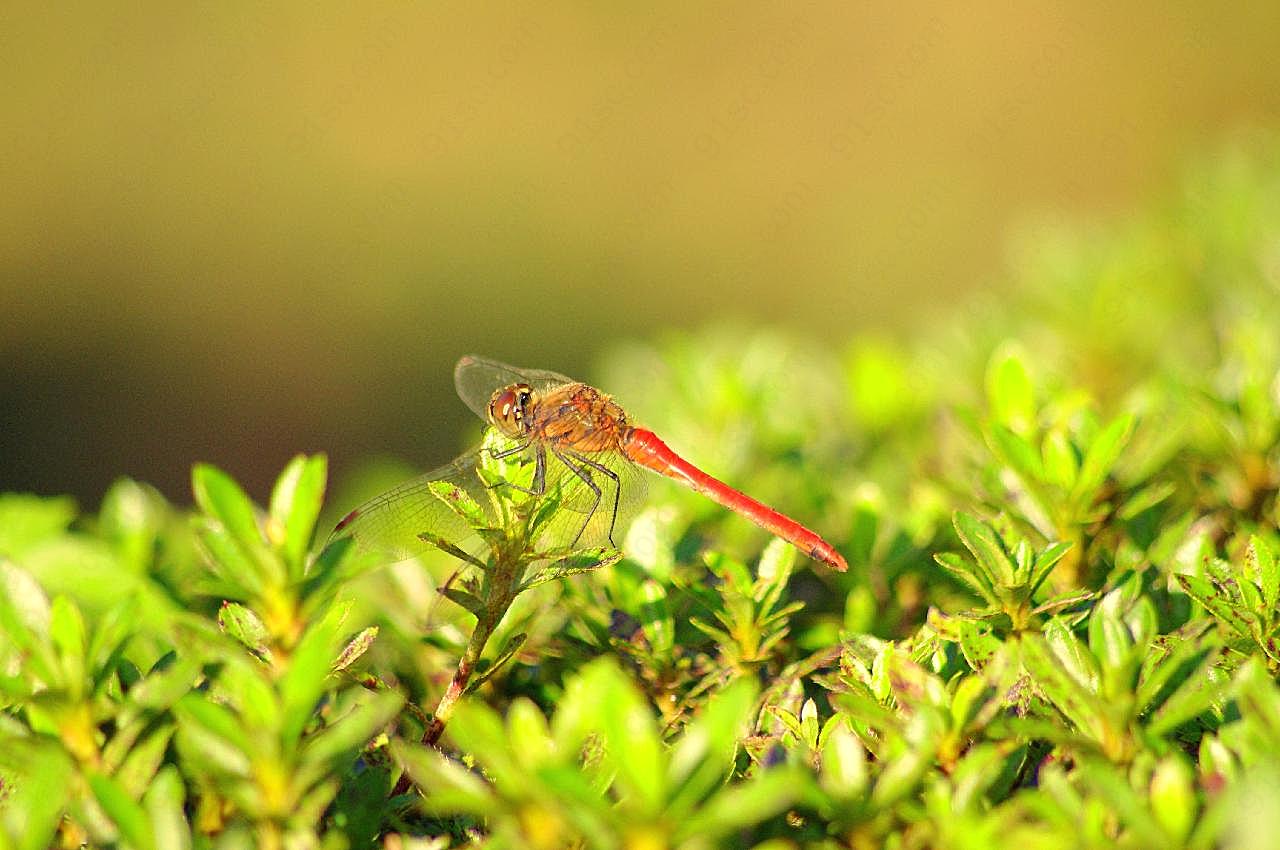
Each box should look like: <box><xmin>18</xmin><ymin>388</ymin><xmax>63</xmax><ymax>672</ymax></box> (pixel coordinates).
<box><xmin>4</xmin><ymin>4</ymin><xmax>1279</xmax><ymax>505</ymax></box>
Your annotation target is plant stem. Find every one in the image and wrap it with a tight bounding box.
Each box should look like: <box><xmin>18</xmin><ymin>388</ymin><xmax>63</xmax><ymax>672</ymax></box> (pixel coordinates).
<box><xmin>392</xmin><ymin>546</ymin><xmax>523</xmax><ymax>798</ymax></box>
<box><xmin>424</xmin><ymin>615</ymin><xmax>496</xmax><ymax>746</ymax></box>
<box><xmin>390</xmin><ymin>618</ymin><xmax>496</xmax><ymax>798</ymax></box>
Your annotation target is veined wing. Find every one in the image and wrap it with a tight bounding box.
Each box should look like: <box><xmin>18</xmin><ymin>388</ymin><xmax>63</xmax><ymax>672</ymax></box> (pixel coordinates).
<box><xmin>528</xmin><ymin>443</ymin><xmax>648</xmax><ymax>551</ymax></box>
<box><xmin>328</xmin><ymin>433</ymin><xmax>649</xmax><ymax>562</ymax></box>
<box><xmin>325</xmin><ymin>452</ymin><xmax>492</xmax><ymax>564</ymax></box>
<box><xmin>454</xmin><ymin>355</ymin><xmax>577</xmax><ymax>421</ymax></box>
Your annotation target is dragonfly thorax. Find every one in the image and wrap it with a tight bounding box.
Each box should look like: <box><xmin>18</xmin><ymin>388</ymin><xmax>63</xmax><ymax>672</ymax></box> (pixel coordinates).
<box><xmin>487</xmin><ymin>382</ymin><xmax>534</xmax><ymax>437</ymax></box>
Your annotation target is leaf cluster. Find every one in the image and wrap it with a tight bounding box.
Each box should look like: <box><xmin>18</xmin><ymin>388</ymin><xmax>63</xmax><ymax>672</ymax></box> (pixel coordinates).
<box><xmin>4</xmin><ymin>135</ymin><xmax>1280</xmax><ymax>848</ymax></box>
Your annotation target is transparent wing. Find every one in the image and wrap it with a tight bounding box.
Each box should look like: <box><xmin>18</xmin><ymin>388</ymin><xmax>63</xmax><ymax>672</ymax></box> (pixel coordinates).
<box><xmin>327</xmin><ymin>433</ymin><xmax>651</xmax><ymax>564</ymax></box>
<box><xmin>324</xmin><ymin>451</ymin><xmax>492</xmax><ymax>564</ymax></box>
<box><xmin>529</xmin><ymin>444</ymin><xmax>648</xmax><ymax>550</ymax></box>
<box><xmin>454</xmin><ymin>355</ymin><xmax>577</xmax><ymax>420</ymax></box>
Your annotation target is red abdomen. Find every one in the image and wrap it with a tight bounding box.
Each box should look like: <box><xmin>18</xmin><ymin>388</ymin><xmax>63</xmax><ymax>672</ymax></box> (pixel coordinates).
<box><xmin>622</xmin><ymin>428</ymin><xmax>847</xmax><ymax>572</ymax></box>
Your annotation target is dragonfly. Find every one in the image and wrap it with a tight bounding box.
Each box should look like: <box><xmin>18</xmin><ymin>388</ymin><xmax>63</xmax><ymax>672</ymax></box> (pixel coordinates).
<box><xmin>328</xmin><ymin>355</ymin><xmax>847</xmax><ymax>572</ymax></box>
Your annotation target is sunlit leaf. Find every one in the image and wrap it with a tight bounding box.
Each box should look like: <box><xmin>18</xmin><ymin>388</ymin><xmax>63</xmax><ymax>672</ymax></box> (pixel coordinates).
<box><xmin>267</xmin><ymin>453</ymin><xmax>327</xmax><ymax>574</ymax></box>
<box><xmin>952</xmin><ymin>511</ymin><xmax>1017</xmax><ymax>590</ymax></box>
<box><xmin>89</xmin><ymin>772</ymin><xmax>156</xmax><ymax>850</ymax></box>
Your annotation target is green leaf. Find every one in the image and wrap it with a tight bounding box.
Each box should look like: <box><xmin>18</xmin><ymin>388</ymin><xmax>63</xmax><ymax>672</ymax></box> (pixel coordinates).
<box><xmin>1198</xmin><ymin>735</ymin><xmax>1236</xmax><ymax>786</ymax></box>
<box><xmin>848</xmin><ymin>499</ymin><xmax>879</xmax><ymax>569</ymax></box>
<box><xmin>217</xmin><ymin>602</ymin><xmax>270</xmax><ymax>661</ymax></box>
<box><xmin>417</xmin><ymin>531</ymin><xmax>486</xmax><ymax>568</ymax></box>
<box><xmin>504</xmin><ymin>697</ymin><xmax>553</xmax><ymax>767</ymax></box>
<box><xmin>142</xmin><ymin>766</ymin><xmax>191</xmax><ymax>850</ymax></box>
<box><xmin>524</xmin><ymin>485</ymin><xmax>564</xmax><ymax>537</ymax></box>
<box><xmin>1147</xmin><ymin>657</ymin><xmax>1230</xmax><ymax>738</ymax></box>
<box><xmin>989</xmin><ymin>423</ymin><xmax>1045</xmax><ymax>483</ymax></box>
<box><xmin>952</xmin><ymin>511</ymin><xmax>1017</xmax><ymax>590</ymax></box>
<box><xmin>819</xmin><ymin>721</ymin><xmax>868</xmax><ymax>798</ymax></box>
<box><xmin>466</xmin><ymin>633</ymin><xmax>527</xmax><ymax>693</ymax></box>
<box><xmin>126</xmin><ymin>654</ymin><xmax>202</xmax><ymax>713</ymax></box>
<box><xmin>115</xmin><ymin>725</ymin><xmax>175</xmax><ymax>798</ymax></box>
<box><xmin>193</xmin><ymin>522</ymin><xmax>265</xmax><ymax>598</ymax></box>
<box><xmin>1044</xmin><ymin>617</ymin><xmax>1101</xmax><ymax>691</ymax></box>
<box><xmin>173</xmin><ymin>694</ymin><xmax>253</xmax><ymax>777</ymax></box>
<box><xmin>1070</xmin><ymin>413</ymin><xmax>1135</xmax><ymax>507</ymax></box>
<box><xmin>267</xmin><ymin>453</ymin><xmax>327</xmax><ymax>574</ymax></box>
<box><xmin>1118</xmin><ymin>480</ymin><xmax>1176</xmax><ymax>519</ymax></box>
<box><xmin>770</xmin><ymin>706</ymin><xmax>805</xmax><ymax>742</ymax></box>
<box><xmin>1235</xmin><ymin>570</ymin><xmax>1264</xmax><ymax>619</ymax></box>
<box><xmin>1125</xmin><ymin>595</ymin><xmax>1159</xmax><ymax>649</ymax></box>
<box><xmin>688</xmin><ymin>616</ymin><xmax>732</xmax><ymax>645</ymax></box>
<box><xmin>518</xmin><ymin>547</ymin><xmax>622</xmax><ymax>592</ymax></box>
<box><xmin>1250</xmin><ymin>535</ymin><xmax>1279</xmax><ymax>616</ymax></box>
<box><xmin>704</xmin><ymin>550</ymin><xmax>754</xmax><ymax>596</ymax></box>
<box><xmin>1032</xmin><ymin>588</ymin><xmax>1094</xmax><ymax>618</ymax></box>
<box><xmin>621</xmin><ymin>506</ymin><xmax>678</xmax><ymax>581</ymax></box>
<box><xmin>192</xmin><ymin>463</ymin><xmax>264</xmax><ymax>553</ymax></box>
<box><xmin>391</xmin><ymin>741</ymin><xmax>497</xmax><ymax>816</ymax></box>
<box><xmin>1019</xmin><ymin>633</ymin><xmax>1107</xmax><ymax>741</ymax></box>
<box><xmin>585</xmin><ymin>659</ymin><xmax>665</xmax><ymax>816</ymax></box>
<box><xmin>87</xmin><ymin>600</ymin><xmax>138</xmax><ymax>697</ymax></box>
<box><xmin>958</xmin><ymin>620</ymin><xmax>1003</xmax><ymax>669</ymax></box>
<box><xmin>0</xmin><ymin>494</ymin><xmax>77</xmax><ymax>557</ymax></box>
<box><xmin>301</xmin><ymin>689</ymin><xmax>403</xmax><ymax>771</ymax></box>
<box><xmin>0</xmin><ymin>746</ymin><xmax>73</xmax><ymax>850</ymax></box>
<box><xmin>638</xmin><ymin>579</ymin><xmax>674</xmax><ymax>660</ymax></box>
<box><xmin>756</xmin><ymin>537</ymin><xmax>796</xmax><ymax>611</ymax></box>
<box><xmin>48</xmin><ymin>595</ymin><xmax>86</xmax><ymax>693</ymax></box>
<box><xmin>1076</xmin><ymin>759</ymin><xmax>1167</xmax><ymax>847</ymax></box>
<box><xmin>1028</xmin><ymin>541</ymin><xmax>1073</xmax><ymax>597</ymax></box>
<box><xmin>950</xmin><ymin>674</ymin><xmax>996</xmax><ymax>734</ymax></box>
<box><xmin>1149</xmin><ymin>753</ymin><xmax>1197</xmax><ymax>842</ymax></box>
<box><xmin>960</xmin><ymin>744</ymin><xmax>1019</xmax><ymax>815</ymax></box>
<box><xmin>279</xmin><ymin>607</ymin><xmax>346</xmax><ymax>750</ymax></box>
<box><xmin>439</xmin><ymin>697</ymin><xmax>525</xmax><ymax>791</ymax></box>
<box><xmin>429</xmin><ymin>480</ymin><xmax>488</xmax><ymax>528</ymax></box>
<box><xmin>870</xmin><ymin>723</ymin><xmax>937</xmax><ymax>807</ymax></box>
<box><xmin>439</xmin><ymin>585</ymin><xmax>485</xmax><ymax>617</ymax></box>
<box><xmin>333</xmin><ymin>626</ymin><xmax>379</xmax><ymax>673</ymax></box>
<box><xmin>1041</xmin><ymin>428</ymin><xmax>1079</xmax><ymax>488</ymax></box>
<box><xmin>934</xmin><ymin>551</ymin><xmax>999</xmax><ymax>605</ymax></box>
<box><xmin>1136</xmin><ymin>635</ymin><xmax>1213</xmax><ymax>718</ymax></box>
<box><xmin>1232</xmin><ymin>659</ymin><xmax>1280</xmax><ymax>742</ymax></box>
<box><xmin>0</xmin><ymin>561</ymin><xmax>51</xmax><ymax>642</ymax></box>
<box><xmin>217</xmin><ymin>658</ymin><xmax>281</xmax><ymax>732</ymax></box>
<box><xmin>1176</xmin><ymin>574</ymin><xmax>1251</xmax><ymax>638</ymax></box>
<box><xmin>835</xmin><ymin>679</ymin><xmax>899</xmax><ymax>733</ymax></box>
<box><xmin>676</xmin><ymin>766</ymin><xmax>804</xmax><ymax>842</ymax></box>
<box><xmin>99</xmin><ymin>478</ymin><xmax>163</xmax><ymax>572</ymax></box>
<box><xmin>666</xmin><ymin>677</ymin><xmax>758</xmax><ymax>817</ymax></box>
<box><xmin>89</xmin><ymin>772</ymin><xmax>156</xmax><ymax>850</ymax></box>
<box><xmin>1088</xmin><ymin>607</ymin><xmax>1134</xmax><ymax>676</ymax></box>
<box><xmin>986</xmin><ymin>343</ymin><xmax>1036</xmax><ymax>434</ymax></box>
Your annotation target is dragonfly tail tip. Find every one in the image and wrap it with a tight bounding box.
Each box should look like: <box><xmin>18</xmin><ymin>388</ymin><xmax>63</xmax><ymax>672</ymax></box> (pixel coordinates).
<box><xmin>813</xmin><ymin>545</ymin><xmax>848</xmax><ymax>572</ymax></box>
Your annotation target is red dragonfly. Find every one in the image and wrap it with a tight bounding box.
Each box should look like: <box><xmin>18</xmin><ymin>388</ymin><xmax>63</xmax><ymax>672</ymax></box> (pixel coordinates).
<box><xmin>329</xmin><ymin>356</ymin><xmax>847</xmax><ymax>572</ymax></box>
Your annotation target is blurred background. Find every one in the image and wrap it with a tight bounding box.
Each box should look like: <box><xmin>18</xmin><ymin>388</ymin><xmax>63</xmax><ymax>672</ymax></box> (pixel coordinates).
<box><xmin>3</xmin><ymin>3</ymin><xmax>1279</xmax><ymax>507</ymax></box>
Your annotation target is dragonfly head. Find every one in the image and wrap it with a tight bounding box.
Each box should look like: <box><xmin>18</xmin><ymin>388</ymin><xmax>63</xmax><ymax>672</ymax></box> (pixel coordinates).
<box><xmin>487</xmin><ymin>383</ymin><xmax>534</xmax><ymax>438</ymax></box>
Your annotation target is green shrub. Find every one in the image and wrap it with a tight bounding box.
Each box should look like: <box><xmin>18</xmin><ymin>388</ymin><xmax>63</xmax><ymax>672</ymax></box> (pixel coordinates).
<box><xmin>3</xmin><ymin>134</ymin><xmax>1280</xmax><ymax>848</ymax></box>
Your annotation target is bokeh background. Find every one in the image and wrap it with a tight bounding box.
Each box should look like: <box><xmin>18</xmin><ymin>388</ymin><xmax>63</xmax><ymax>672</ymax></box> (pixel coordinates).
<box><xmin>4</xmin><ymin>3</ymin><xmax>1279</xmax><ymax>507</ymax></box>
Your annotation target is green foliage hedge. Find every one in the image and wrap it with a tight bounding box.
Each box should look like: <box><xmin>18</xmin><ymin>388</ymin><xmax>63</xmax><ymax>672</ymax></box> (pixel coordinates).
<box><xmin>3</xmin><ymin>134</ymin><xmax>1280</xmax><ymax>849</ymax></box>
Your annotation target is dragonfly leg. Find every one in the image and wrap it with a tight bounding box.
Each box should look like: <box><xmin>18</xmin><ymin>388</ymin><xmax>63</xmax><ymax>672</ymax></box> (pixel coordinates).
<box><xmin>563</xmin><ymin>449</ymin><xmax>622</xmax><ymax>547</ymax></box>
<box><xmin>529</xmin><ymin>444</ymin><xmax>547</xmax><ymax>494</ymax></box>
<box><xmin>551</xmin><ymin>446</ymin><xmax>603</xmax><ymax>546</ymax></box>
<box><xmin>486</xmin><ymin>439</ymin><xmax>531</xmax><ymax>460</ymax></box>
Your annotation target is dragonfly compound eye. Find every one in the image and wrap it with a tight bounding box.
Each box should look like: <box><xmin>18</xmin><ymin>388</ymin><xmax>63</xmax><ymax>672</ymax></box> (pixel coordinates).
<box><xmin>487</xmin><ymin>383</ymin><xmax>533</xmax><ymax>437</ymax></box>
